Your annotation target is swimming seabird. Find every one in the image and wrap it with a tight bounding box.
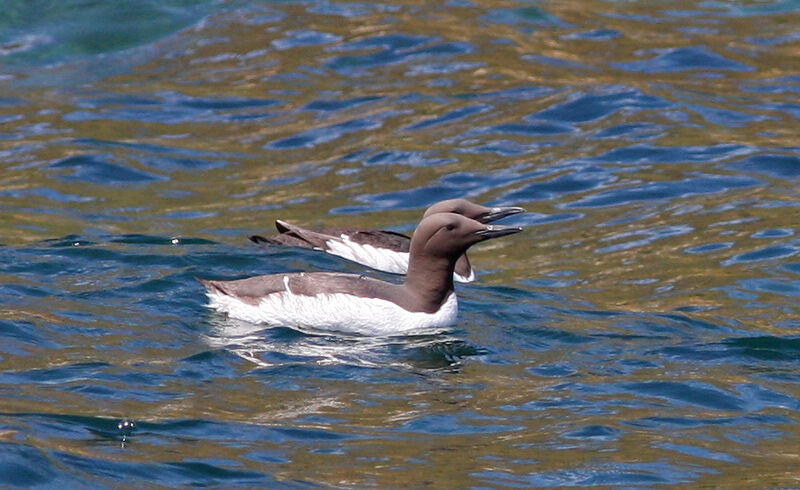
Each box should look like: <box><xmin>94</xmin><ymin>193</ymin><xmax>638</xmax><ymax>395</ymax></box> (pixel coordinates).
<box><xmin>249</xmin><ymin>199</ymin><xmax>524</xmax><ymax>283</ymax></box>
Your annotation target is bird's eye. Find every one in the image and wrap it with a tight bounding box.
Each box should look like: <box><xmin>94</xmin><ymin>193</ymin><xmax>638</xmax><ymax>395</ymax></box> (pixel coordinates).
<box><xmin>445</xmin><ymin>224</ymin><xmax>456</xmax><ymax>231</ymax></box>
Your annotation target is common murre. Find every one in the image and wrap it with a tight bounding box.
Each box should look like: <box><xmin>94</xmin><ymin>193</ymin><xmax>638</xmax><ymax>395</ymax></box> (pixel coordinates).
<box><xmin>201</xmin><ymin>212</ymin><xmax>522</xmax><ymax>336</ymax></box>
<box><xmin>249</xmin><ymin>199</ymin><xmax>525</xmax><ymax>283</ymax></box>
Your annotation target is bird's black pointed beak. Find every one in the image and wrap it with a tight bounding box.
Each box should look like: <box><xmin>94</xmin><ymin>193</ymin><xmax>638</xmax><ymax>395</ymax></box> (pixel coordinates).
<box><xmin>476</xmin><ymin>206</ymin><xmax>526</xmax><ymax>223</ymax></box>
<box><xmin>474</xmin><ymin>224</ymin><xmax>523</xmax><ymax>239</ymax></box>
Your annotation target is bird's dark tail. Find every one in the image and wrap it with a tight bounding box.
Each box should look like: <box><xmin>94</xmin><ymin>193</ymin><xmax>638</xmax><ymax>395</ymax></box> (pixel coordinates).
<box><xmin>197</xmin><ymin>277</ymin><xmax>227</xmax><ymax>296</ymax></box>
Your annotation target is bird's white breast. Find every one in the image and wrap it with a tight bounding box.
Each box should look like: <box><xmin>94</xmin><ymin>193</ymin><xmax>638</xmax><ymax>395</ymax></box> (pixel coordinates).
<box><xmin>453</xmin><ymin>269</ymin><xmax>475</xmax><ymax>283</ymax></box>
<box><xmin>324</xmin><ymin>235</ymin><xmax>474</xmax><ymax>283</ymax></box>
<box><xmin>325</xmin><ymin>236</ymin><xmax>410</xmax><ymax>275</ymax></box>
<box><xmin>205</xmin><ymin>287</ymin><xmax>458</xmax><ymax>336</ymax></box>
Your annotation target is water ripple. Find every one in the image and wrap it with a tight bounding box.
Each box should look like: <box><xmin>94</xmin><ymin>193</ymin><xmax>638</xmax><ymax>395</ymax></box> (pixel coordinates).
<box><xmin>535</xmin><ymin>87</ymin><xmax>670</xmax><ymax>123</ymax></box>
<box><xmin>567</xmin><ymin>174</ymin><xmax>761</xmax><ymax>208</ymax></box>
<box><xmin>612</xmin><ymin>46</ymin><xmax>754</xmax><ymax>73</ymax></box>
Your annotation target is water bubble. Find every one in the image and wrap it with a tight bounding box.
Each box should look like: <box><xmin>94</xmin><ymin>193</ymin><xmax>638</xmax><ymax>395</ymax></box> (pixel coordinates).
<box><xmin>117</xmin><ymin>419</ymin><xmax>136</xmax><ymax>434</ymax></box>
<box><xmin>171</xmin><ymin>237</ymin><xmax>180</xmax><ymax>245</ymax></box>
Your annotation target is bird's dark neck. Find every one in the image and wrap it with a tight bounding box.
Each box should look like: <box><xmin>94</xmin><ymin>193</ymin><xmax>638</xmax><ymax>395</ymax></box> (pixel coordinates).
<box><xmin>403</xmin><ymin>252</ymin><xmax>456</xmax><ymax>312</ymax></box>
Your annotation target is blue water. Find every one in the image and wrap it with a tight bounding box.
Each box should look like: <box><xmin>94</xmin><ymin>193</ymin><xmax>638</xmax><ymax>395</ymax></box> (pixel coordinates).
<box><xmin>2</xmin><ymin>0</ymin><xmax>800</xmax><ymax>486</ymax></box>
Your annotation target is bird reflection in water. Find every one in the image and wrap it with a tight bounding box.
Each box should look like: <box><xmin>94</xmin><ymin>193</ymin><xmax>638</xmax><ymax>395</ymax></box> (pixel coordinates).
<box><xmin>203</xmin><ymin>314</ymin><xmax>484</xmax><ymax>372</ymax></box>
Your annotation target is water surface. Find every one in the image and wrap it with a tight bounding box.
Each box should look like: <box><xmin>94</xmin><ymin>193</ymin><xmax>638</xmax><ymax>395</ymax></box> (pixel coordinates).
<box><xmin>2</xmin><ymin>0</ymin><xmax>800</xmax><ymax>486</ymax></box>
